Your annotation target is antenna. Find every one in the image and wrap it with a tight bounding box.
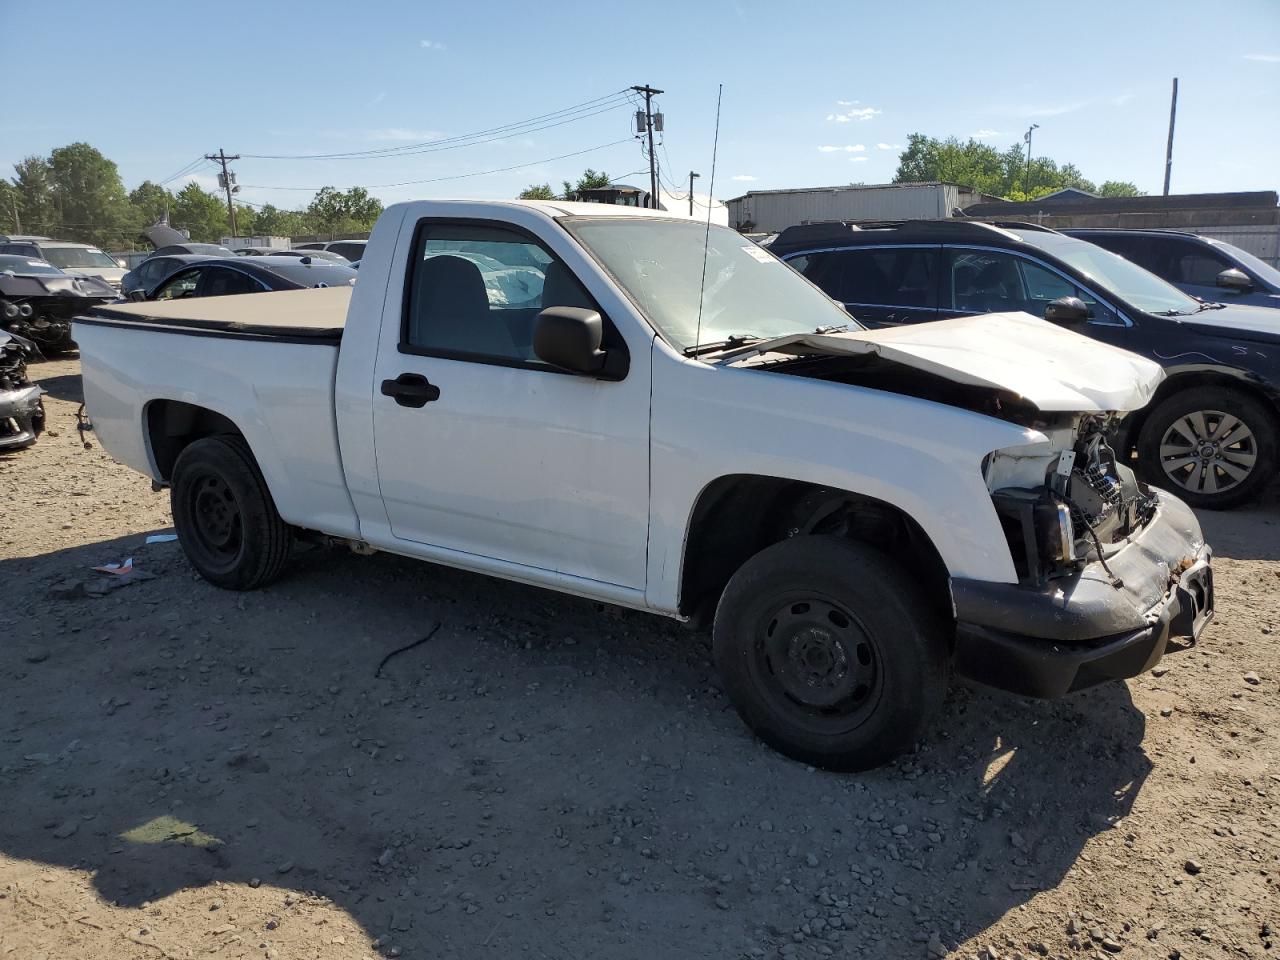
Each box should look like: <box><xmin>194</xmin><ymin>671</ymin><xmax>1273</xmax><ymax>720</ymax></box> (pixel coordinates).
<box><xmin>693</xmin><ymin>83</ymin><xmax>723</xmax><ymax>358</ymax></box>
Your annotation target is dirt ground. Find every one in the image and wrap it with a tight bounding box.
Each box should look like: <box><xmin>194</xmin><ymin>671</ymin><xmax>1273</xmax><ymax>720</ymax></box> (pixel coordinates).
<box><xmin>2</xmin><ymin>356</ymin><xmax>1278</xmax><ymax>960</ymax></box>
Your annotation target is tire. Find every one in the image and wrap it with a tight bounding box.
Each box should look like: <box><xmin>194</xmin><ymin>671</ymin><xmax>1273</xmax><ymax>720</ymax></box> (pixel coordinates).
<box><xmin>712</xmin><ymin>536</ymin><xmax>948</xmax><ymax>771</ymax></box>
<box><xmin>1136</xmin><ymin>387</ymin><xmax>1278</xmax><ymax>510</ymax></box>
<box><xmin>170</xmin><ymin>435</ymin><xmax>292</xmax><ymax>589</ymax></box>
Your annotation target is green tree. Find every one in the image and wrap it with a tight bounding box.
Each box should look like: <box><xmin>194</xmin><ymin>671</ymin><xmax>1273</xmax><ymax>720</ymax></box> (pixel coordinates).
<box><xmin>11</xmin><ymin>156</ymin><xmax>58</xmax><ymax>236</ymax></box>
<box><xmin>1099</xmin><ymin>180</ymin><xmax>1144</xmax><ymax>198</ymax></box>
<box><xmin>518</xmin><ymin>183</ymin><xmax>557</xmax><ymax>200</ymax></box>
<box><xmin>128</xmin><ymin>180</ymin><xmax>174</xmax><ymax>225</ymax></box>
<box><xmin>893</xmin><ymin>134</ymin><xmax>1133</xmax><ymax>200</ymax></box>
<box><xmin>0</xmin><ymin>180</ymin><xmax>20</xmax><ymax>234</ymax></box>
<box><xmin>251</xmin><ymin>203</ymin><xmax>309</xmax><ymax>237</ymax></box>
<box><xmin>561</xmin><ymin>168</ymin><xmax>611</xmax><ymax>199</ymax></box>
<box><xmin>305</xmin><ymin>186</ymin><xmax>383</xmax><ymax>234</ymax></box>
<box><xmin>171</xmin><ymin>182</ymin><xmax>230</xmax><ymax>242</ymax></box>
<box><xmin>47</xmin><ymin>142</ymin><xmax>131</xmax><ymax>246</ymax></box>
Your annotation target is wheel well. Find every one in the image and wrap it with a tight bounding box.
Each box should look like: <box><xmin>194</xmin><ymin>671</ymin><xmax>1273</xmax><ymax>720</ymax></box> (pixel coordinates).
<box><xmin>1121</xmin><ymin>371</ymin><xmax>1280</xmax><ymax>451</ymax></box>
<box><xmin>678</xmin><ymin>475</ymin><xmax>952</xmax><ymax>626</ymax></box>
<box><xmin>145</xmin><ymin>400</ymin><xmax>244</xmax><ymax>482</ymax></box>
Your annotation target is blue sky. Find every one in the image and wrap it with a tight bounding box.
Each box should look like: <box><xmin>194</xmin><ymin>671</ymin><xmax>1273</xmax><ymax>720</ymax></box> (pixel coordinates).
<box><xmin>3</xmin><ymin>0</ymin><xmax>1278</xmax><ymax>211</ymax></box>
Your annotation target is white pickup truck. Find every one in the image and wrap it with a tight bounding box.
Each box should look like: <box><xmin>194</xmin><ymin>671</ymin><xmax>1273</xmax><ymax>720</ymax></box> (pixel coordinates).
<box><xmin>75</xmin><ymin>200</ymin><xmax>1214</xmax><ymax>770</ymax></box>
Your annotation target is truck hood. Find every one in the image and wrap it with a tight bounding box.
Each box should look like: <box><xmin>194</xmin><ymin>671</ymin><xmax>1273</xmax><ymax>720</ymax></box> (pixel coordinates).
<box><xmin>61</xmin><ymin>266</ymin><xmax>126</xmax><ymax>286</ymax></box>
<box><xmin>724</xmin><ymin>311</ymin><xmax>1163</xmax><ymax>413</ymax></box>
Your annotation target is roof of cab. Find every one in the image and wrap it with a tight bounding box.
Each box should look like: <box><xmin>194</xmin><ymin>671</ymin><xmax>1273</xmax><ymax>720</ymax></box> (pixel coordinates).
<box><xmin>389</xmin><ymin>199</ymin><xmax>686</xmax><ymax>220</ymax></box>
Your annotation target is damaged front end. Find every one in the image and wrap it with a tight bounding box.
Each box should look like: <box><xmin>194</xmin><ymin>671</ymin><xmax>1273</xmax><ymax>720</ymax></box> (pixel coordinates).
<box><xmin>0</xmin><ymin>272</ymin><xmax>117</xmax><ymax>354</ymax></box>
<box><xmin>985</xmin><ymin>414</ymin><xmax>1157</xmax><ymax>586</ymax></box>
<box><xmin>0</xmin><ymin>331</ymin><xmax>45</xmax><ymax>450</ymax></box>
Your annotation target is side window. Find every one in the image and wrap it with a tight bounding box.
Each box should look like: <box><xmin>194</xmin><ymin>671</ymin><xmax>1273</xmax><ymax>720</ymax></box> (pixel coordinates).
<box><xmin>139</xmin><ymin>259</ymin><xmax>165</xmax><ymax>283</ymax></box>
<box><xmin>946</xmin><ymin>250</ymin><xmax>1026</xmax><ymax>313</ymax></box>
<box><xmin>1017</xmin><ymin>259</ymin><xmax>1077</xmax><ymax>302</ymax></box>
<box><xmin>0</xmin><ymin>243</ymin><xmax>40</xmax><ymax>258</ymax></box>
<box><xmin>404</xmin><ymin>222</ymin><xmax>595</xmax><ymax>363</ymax></box>
<box><xmin>153</xmin><ymin>268</ymin><xmax>202</xmax><ymax>301</ymax></box>
<box><xmin>790</xmin><ymin>248</ymin><xmax>935</xmax><ymax>307</ymax></box>
<box><xmin>199</xmin><ymin>266</ymin><xmax>265</xmax><ymax>297</ymax></box>
<box><xmin>330</xmin><ymin>242</ymin><xmax>364</xmax><ymax>261</ymax></box>
<box><xmin>1171</xmin><ymin>241</ymin><xmax>1230</xmax><ymax>285</ymax></box>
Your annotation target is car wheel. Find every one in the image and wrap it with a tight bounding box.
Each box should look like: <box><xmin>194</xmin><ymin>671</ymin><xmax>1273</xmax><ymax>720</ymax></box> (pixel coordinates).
<box><xmin>712</xmin><ymin>536</ymin><xmax>948</xmax><ymax>771</ymax></box>
<box><xmin>1136</xmin><ymin>387</ymin><xmax>1277</xmax><ymax>509</ymax></box>
<box><xmin>171</xmin><ymin>435</ymin><xmax>293</xmax><ymax>589</ymax></box>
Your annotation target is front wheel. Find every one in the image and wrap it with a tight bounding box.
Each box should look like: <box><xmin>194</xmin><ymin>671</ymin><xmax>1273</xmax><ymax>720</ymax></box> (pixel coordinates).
<box><xmin>1136</xmin><ymin>387</ymin><xmax>1277</xmax><ymax>509</ymax></box>
<box><xmin>712</xmin><ymin>536</ymin><xmax>948</xmax><ymax>771</ymax></box>
<box><xmin>171</xmin><ymin>435</ymin><xmax>292</xmax><ymax>589</ymax></box>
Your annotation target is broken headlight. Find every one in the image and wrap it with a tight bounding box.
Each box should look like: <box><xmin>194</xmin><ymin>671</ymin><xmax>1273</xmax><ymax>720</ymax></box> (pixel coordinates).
<box><xmin>991</xmin><ymin>487</ymin><xmax>1079</xmax><ymax>585</ymax></box>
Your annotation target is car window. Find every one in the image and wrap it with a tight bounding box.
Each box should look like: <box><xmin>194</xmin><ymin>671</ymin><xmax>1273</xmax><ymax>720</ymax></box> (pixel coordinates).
<box><xmin>199</xmin><ymin>266</ymin><xmax>266</xmax><ymax>297</ymax></box>
<box><xmin>404</xmin><ymin>222</ymin><xmax>593</xmax><ymax>363</ymax></box>
<box><xmin>40</xmin><ymin>246</ymin><xmax>119</xmax><ymax>269</ymax></box>
<box><xmin>945</xmin><ymin>249</ymin><xmax>1118</xmax><ymax>323</ymax></box>
<box><xmin>330</xmin><ymin>242</ymin><xmax>365</xmax><ymax>261</ymax></box>
<box><xmin>791</xmin><ymin>248</ymin><xmax>936</xmax><ymax>308</ymax></box>
<box><xmin>153</xmin><ymin>268</ymin><xmax>202</xmax><ymax>300</ymax></box>
<box><xmin>139</xmin><ymin>259</ymin><xmax>166</xmax><ymax>283</ymax></box>
<box><xmin>1170</xmin><ymin>241</ymin><xmax>1230</xmax><ymax>285</ymax></box>
<box><xmin>0</xmin><ymin>243</ymin><xmax>40</xmax><ymax>259</ymax></box>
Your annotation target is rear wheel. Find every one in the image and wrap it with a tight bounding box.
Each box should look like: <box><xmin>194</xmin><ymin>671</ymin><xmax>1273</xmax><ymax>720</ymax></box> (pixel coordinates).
<box><xmin>171</xmin><ymin>435</ymin><xmax>292</xmax><ymax>589</ymax></box>
<box><xmin>1136</xmin><ymin>387</ymin><xmax>1277</xmax><ymax>509</ymax></box>
<box><xmin>712</xmin><ymin>536</ymin><xmax>948</xmax><ymax>771</ymax></box>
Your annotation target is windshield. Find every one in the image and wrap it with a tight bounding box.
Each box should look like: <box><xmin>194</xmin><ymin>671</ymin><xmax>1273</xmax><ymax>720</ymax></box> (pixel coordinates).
<box><xmin>1207</xmin><ymin>239</ymin><xmax>1280</xmax><ymax>288</ymax></box>
<box><xmin>0</xmin><ymin>255</ymin><xmax>62</xmax><ymax>275</ymax></box>
<box><xmin>41</xmin><ymin>246</ymin><xmax>119</xmax><ymax>269</ymax></box>
<box><xmin>564</xmin><ymin>217</ymin><xmax>859</xmax><ymax>350</ymax></box>
<box><xmin>1018</xmin><ymin>231</ymin><xmax>1202</xmax><ymax>315</ymax></box>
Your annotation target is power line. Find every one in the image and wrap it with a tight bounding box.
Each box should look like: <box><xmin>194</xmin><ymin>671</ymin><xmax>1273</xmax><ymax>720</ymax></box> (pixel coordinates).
<box><xmin>241</xmin><ymin>89</ymin><xmax>639</xmax><ymax>160</ymax></box>
<box><xmin>155</xmin><ymin>156</ymin><xmax>212</xmax><ymax>187</ymax></box>
<box><xmin>239</xmin><ymin>137</ymin><xmax>636</xmax><ymax>192</ymax></box>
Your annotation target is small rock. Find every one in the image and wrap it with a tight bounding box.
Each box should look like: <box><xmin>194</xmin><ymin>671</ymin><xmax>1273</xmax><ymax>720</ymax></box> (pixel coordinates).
<box><xmin>892</xmin><ymin>824</ymin><xmax>909</xmax><ymax>836</ymax></box>
<box><xmin>804</xmin><ymin>853</ymin><xmax>819</xmax><ymax>868</ymax></box>
<box><xmin>1184</xmin><ymin>858</ymin><xmax>1202</xmax><ymax>875</ymax></box>
<box><xmin>1101</xmin><ymin>936</ymin><xmax>1124</xmax><ymax>953</ymax></box>
<box><xmin>248</xmin><ymin>877</ymin><xmax>261</xmax><ymax>888</ymax></box>
<box><xmin>926</xmin><ymin>932</ymin><xmax>947</xmax><ymax>958</ymax></box>
<box><xmin>1151</xmin><ymin>665</ymin><xmax>1169</xmax><ymax>677</ymax></box>
<box><xmin>276</xmin><ymin>861</ymin><xmax>294</xmax><ymax>875</ymax></box>
<box><xmin>377</xmin><ymin>848</ymin><xmax>394</xmax><ymax>867</ymax></box>
<box><xmin>24</xmin><ymin>648</ymin><xmax>50</xmax><ymax>664</ymax></box>
<box><xmin>51</xmin><ymin>821</ymin><xmax>78</xmax><ymax>839</ymax></box>
<box><xmin>1160</xmin><ymin>707</ymin><xmax>1173</xmax><ymax>717</ymax></box>
<box><xmin>1243</xmin><ymin>672</ymin><xmax>1261</xmax><ymax>685</ymax></box>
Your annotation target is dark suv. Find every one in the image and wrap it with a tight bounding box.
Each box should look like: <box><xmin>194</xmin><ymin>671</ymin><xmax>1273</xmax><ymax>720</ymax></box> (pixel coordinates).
<box><xmin>1063</xmin><ymin>229</ymin><xmax>1280</xmax><ymax>310</ymax></box>
<box><xmin>771</xmin><ymin>220</ymin><xmax>1280</xmax><ymax>508</ymax></box>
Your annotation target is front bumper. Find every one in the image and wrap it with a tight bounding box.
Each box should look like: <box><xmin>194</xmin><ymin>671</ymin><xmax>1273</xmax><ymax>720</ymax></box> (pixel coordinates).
<box><xmin>0</xmin><ymin>384</ymin><xmax>44</xmax><ymax>449</ymax></box>
<box><xmin>951</xmin><ymin>493</ymin><xmax>1213</xmax><ymax>698</ymax></box>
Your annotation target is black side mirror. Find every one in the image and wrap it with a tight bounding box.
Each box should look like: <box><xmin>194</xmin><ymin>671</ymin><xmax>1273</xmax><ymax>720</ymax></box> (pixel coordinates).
<box><xmin>128</xmin><ymin>289</ymin><xmax>147</xmax><ymax>302</ymax></box>
<box><xmin>533</xmin><ymin>306</ymin><xmax>626</xmax><ymax>379</ymax></box>
<box><xmin>1216</xmin><ymin>267</ymin><xmax>1253</xmax><ymax>292</ymax></box>
<box><xmin>1044</xmin><ymin>296</ymin><xmax>1090</xmax><ymax>326</ymax></box>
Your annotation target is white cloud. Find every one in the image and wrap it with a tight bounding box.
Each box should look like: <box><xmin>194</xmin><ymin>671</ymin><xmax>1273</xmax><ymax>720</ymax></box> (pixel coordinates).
<box><xmin>419</xmin><ymin>39</ymin><xmax>446</xmax><ymax>50</ymax></box>
<box><xmin>818</xmin><ymin>144</ymin><xmax>866</xmax><ymax>153</ymax></box>
<box><xmin>1111</xmin><ymin>92</ymin><xmax>1136</xmax><ymax>106</ymax></box>
<box><xmin>730</xmin><ymin>174</ymin><xmax>758</xmax><ymax>181</ymax></box>
<box><xmin>970</xmin><ymin>128</ymin><xmax>1002</xmax><ymax>139</ymax></box>
<box><xmin>875</xmin><ymin>142</ymin><xmax>901</xmax><ymax>151</ymax></box>
<box><xmin>850</xmin><ymin>156</ymin><xmax>868</xmax><ymax>163</ymax></box>
<box><xmin>827</xmin><ymin>105</ymin><xmax>881</xmax><ymax>123</ymax></box>
<box><xmin>366</xmin><ymin>128</ymin><xmax>444</xmax><ymax>141</ymax></box>
<box><xmin>371</xmin><ymin>91</ymin><xmax>387</xmax><ymax>105</ymax></box>
<box><xmin>1243</xmin><ymin>53</ymin><xmax>1280</xmax><ymax>62</ymax></box>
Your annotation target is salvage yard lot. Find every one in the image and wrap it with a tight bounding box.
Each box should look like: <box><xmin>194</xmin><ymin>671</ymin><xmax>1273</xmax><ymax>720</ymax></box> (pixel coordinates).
<box><xmin>2</xmin><ymin>357</ymin><xmax>1278</xmax><ymax>960</ymax></box>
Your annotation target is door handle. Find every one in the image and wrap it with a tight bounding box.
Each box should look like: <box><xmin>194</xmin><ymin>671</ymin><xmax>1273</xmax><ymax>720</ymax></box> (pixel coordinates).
<box><xmin>380</xmin><ymin>373</ymin><xmax>440</xmax><ymax>408</ymax></box>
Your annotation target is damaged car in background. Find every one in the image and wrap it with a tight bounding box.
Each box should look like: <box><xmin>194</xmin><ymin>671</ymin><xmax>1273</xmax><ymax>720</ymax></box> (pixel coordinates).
<box><xmin>0</xmin><ymin>254</ymin><xmax>118</xmax><ymax>353</ymax></box>
<box><xmin>0</xmin><ymin>329</ymin><xmax>44</xmax><ymax>450</ymax></box>
<box><xmin>76</xmin><ymin>201</ymin><xmax>1214</xmax><ymax>770</ymax></box>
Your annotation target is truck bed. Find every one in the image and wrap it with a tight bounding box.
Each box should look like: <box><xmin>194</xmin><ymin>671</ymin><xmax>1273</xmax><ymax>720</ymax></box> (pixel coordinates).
<box><xmin>83</xmin><ymin>286</ymin><xmax>351</xmax><ymax>343</ymax></box>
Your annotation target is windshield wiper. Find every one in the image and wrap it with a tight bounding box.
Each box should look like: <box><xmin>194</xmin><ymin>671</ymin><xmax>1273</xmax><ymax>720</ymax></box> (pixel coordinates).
<box><xmin>682</xmin><ymin>333</ymin><xmax>764</xmax><ymax>357</ymax></box>
<box><xmin>1197</xmin><ymin>300</ymin><xmax>1227</xmax><ymax>311</ymax></box>
<box><xmin>815</xmin><ymin>323</ymin><xmax>850</xmax><ymax>334</ymax></box>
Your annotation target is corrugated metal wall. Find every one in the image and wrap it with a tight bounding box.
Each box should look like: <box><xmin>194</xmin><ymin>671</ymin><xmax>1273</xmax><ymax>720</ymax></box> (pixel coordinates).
<box><xmin>727</xmin><ymin>184</ymin><xmax>958</xmax><ymax>232</ymax></box>
<box><xmin>1195</xmin><ymin>225</ymin><xmax>1280</xmax><ymax>268</ymax></box>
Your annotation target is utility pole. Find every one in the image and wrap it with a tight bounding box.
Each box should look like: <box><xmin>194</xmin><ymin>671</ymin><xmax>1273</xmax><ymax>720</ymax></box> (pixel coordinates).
<box><xmin>632</xmin><ymin>84</ymin><xmax>664</xmax><ymax>210</ymax></box>
<box><xmin>205</xmin><ymin>148</ymin><xmax>241</xmax><ymax>237</ymax></box>
<box><xmin>9</xmin><ymin>196</ymin><xmax>19</xmax><ymax>234</ymax></box>
<box><xmin>1163</xmin><ymin>78</ymin><xmax>1178</xmax><ymax>197</ymax></box>
<box><xmin>688</xmin><ymin>171</ymin><xmax>701</xmax><ymax>217</ymax></box>
<box><xmin>1023</xmin><ymin>123</ymin><xmax>1040</xmax><ymax>198</ymax></box>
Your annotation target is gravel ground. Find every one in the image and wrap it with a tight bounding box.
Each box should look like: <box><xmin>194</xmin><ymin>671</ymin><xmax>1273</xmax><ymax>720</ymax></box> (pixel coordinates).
<box><xmin>1</xmin><ymin>356</ymin><xmax>1278</xmax><ymax>960</ymax></box>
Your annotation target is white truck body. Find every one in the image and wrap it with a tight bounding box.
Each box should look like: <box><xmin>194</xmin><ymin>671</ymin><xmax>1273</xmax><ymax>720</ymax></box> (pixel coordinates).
<box><xmin>74</xmin><ymin>200</ymin><xmax>1214</xmax><ymax>768</ymax></box>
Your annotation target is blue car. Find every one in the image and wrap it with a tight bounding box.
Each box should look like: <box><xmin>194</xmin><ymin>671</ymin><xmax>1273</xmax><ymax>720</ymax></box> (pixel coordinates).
<box><xmin>1066</xmin><ymin>228</ymin><xmax>1280</xmax><ymax>310</ymax></box>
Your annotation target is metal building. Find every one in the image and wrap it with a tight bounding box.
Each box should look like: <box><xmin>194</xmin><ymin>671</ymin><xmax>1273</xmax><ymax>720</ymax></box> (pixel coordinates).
<box><xmin>725</xmin><ymin>182</ymin><xmax>998</xmax><ymax>233</ymax></box>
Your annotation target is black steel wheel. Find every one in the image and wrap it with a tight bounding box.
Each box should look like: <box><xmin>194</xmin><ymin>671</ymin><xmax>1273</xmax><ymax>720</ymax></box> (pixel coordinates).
<box><xmin>1137</xmin><ymin>387</ymin><xmax>1277</xmax><ymax>509</ymax></box>
<box><xmin>171</xmin><ymin>435</ymin><xmax>292</xmax><ymax>589</ymax></box>
<box><xmin>713</xmin><ymin>536</ymin><xmax>947</xmax><ymax>771</ymax></box>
